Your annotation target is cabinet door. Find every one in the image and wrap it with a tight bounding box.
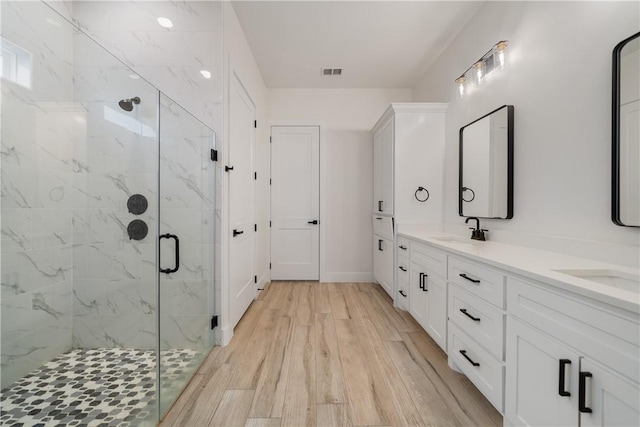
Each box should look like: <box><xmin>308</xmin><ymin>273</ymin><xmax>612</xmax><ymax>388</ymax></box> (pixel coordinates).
<box><xmin>374</xmin><ymin>236</ymin><xmax>393</xmax><ymax>297</ymax></box>
<box><xmin>425</xmin><ymin>272</ymin><xmax>447</xmax><ymax>351</ymax></box>
<box><xmin>409</xmin><ymin>260</ymin><xmax>429</xmax><ymax>330</ymax></box>
<box><xmin>505</xmin><ymin>318</ymin><xmax>578</xmax><ymax>427</ymax></box>
<box><xmin>579</xmin><ymin>358</ymin><xmax>640</xmax><ymax>427</ymax></box>
<box><xmin>373</xmin><ymin>127</ymin><xmax>384</xmax><ymax>213</ymax></box>
<box><xmin>380</xmin><ymin>118</ymin><xmax>394</xmax><ymax>215</ymax></box>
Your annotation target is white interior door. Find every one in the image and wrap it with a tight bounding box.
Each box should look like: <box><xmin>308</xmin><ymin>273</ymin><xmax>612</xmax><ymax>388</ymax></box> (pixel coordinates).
<box><xmin>271</xmin><ymin>126</ymin><xmax>320</xmax><ymax>280</ymax></box>
<box><xmin>229</xmin><ymin>72</ymin><xmax>255</xmax><ymax>329</ymax></box>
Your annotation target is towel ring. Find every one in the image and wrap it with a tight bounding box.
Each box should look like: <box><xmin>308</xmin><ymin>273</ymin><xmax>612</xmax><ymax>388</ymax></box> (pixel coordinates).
<box><xmin>415</xmin><ymin>187</ymin><xmax>430</xmax><ymax>202</ymax></box>
<box><xmin>462</xmin><ymin>187</ymin><xmax>475</xmax><ymax>202</ymax></box>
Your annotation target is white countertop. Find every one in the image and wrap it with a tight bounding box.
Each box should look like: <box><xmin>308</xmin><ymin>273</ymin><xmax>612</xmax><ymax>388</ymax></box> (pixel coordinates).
<box><xmin>397</xmin><ymin>229</ymin><xmax>640</xmax><ymax>313</ymax></box>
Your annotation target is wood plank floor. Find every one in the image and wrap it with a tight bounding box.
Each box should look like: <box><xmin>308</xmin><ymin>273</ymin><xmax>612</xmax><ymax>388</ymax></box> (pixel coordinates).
<box><xmin>160</xmin><ymin>282</ymin><xmax>502</xmax><ymax>427</ymax></box>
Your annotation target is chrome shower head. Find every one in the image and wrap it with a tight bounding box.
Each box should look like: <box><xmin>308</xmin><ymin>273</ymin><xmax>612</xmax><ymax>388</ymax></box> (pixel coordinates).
<box><xmin>118</xmin><ymin>96</ymin><xmax>141</xmax><ymax>112</ymax></box>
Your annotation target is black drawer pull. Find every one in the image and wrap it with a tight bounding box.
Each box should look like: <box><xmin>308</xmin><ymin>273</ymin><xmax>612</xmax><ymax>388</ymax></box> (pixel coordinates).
<box><xmin>459</xmin><ymin>350</ymin><xmax>480</xmax><ymax>367</ymax></box>
<box><xmin>459</xmin><ymin>273</ymin><xmax>480</xmax><ymax>283</ymax></box>
<box><xmin>159</xmin><ymin>233</ymin><xmax>179</xmax><ymax>274</ymax></box>
<box><xmin>559</xmin><ymin>359</ymin><xmax>571</xmax><ymax>397</ymax></box>
<box><xmin>375</xmin><ymin>217</ymin><xmax>383</xmax><ymax>220</ymax></box>
<box><xmin>399</xmin><ymin>266</ymin><xmax>407</xmax><ymax>272</ymax></box>
<box><xmin>460</xmin><ymin>308</ymin><xmax>480</xmax><ymax>322</ymax></box>
<box><xmin>399</xmin><ymin>290</ymin><xmax>407</xmax><ymax>297</ymax></box>
<box><xmin>579</xmin><ymin>371</ymin><xmax>593</xmax><ymax>413</ymax></box>
<box><xmin>399</xmin><ymin>245</ymin><xmax>407</xmax><ymax>250</ymax></box>
<box><xmin>378</xmin><ymin>239</ymin><xmax>384</xmax><ymax>251</ymax></box>
<box><xmin>421</xmin><ymin>272</ymin><xmax>428</xmax><ymax>292</ymax></box>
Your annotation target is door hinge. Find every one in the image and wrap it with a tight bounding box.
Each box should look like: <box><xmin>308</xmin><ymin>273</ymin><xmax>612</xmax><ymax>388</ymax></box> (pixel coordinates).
<box><xmin>269</xmin><ymin>136</ymin><xmax>272</xmax><ymax>143</ymax></box>
<box><xmin>269</xmin><ymin>221</ymin><xmax>272</xmax><ymax>227</ymax></box>
<box><xmin>254</xmin><ymin>275</ymin><xmax>258</xmax><ymax>284</ymax></box>
<box><xmin>254</xmin><ymin>172</ymin><xmax>257</xmax><ymax>180</ymax></box>
<box><xmin>210</xmin><ymin>315</ymin><xmax>219</xmax><ymax>330</ymax></box>
<box><xmin>254</xmin><ymin>224</ymin><xmax>257</xmax><ymax>232</ymax></box>
<box><xmin>269</xmin><ymin>179</ymin><xmax>272</xmax><ymax>185</ymax></box>
<box><xmin>254</xmin><ymin>120</ymin><xmax>257</xmax><ymax>128</ymax></box>
<box><xmin>210</xmin><ymin>149</ymin><xmax>218</xmax><ymax>162</ymax></box>
<box><xmin>269</xmin><ymin>263</ymin><xmax>271</xmax><ymax>270</ymax></box>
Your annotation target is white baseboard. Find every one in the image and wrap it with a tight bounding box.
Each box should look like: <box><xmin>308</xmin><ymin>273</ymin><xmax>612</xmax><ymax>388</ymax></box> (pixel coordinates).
<box><xmin>219</xmin><ymin>325</ymin><xmax>233</xmax><ymax>346</ymax></box>
<box><xmin>320</xmin><ymin>272</ymin><xmax>374</xmax><ymax>283</ymax></box>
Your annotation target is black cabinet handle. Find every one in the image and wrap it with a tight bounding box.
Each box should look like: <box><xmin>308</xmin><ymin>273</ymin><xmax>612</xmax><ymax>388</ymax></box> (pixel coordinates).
<box><xmin>225</xmin><ymin>165</ymin><xmax>234</xmax><ymax>172</ymax></box>
<box><xmin>559</xmin><ymin>359</ymin><xmax>571</xmax><ymax>397</ymax></box>
<box><xmin>399</xmin><ymin>266</ymin><xmax>407</xmax><ymax>272</ymax></box>
<box><xmin>375</xmin><ymin>217</ymin><xmax>383</xmax><ymax>220</ymax></box>
<box><xmin>579</xmin><ymin>371</ymin><xmax>593</xmax><ymax>413</ymax></box>
<box><xmin>459</xmin><ymin>350</ymin><xmax>480</xmax><ymax>367</ymax></box>
<box><xmin>378</xmin><ymin>239</ymin><xmax>383</xmax><ymax>251</ymax></box>
<box><xmin>459</xmin><ymin>273</ymin><xmax>480</xmax><ymax>284</ymax></box>
<box><xmin>308</xmin><ymin>220</ymin><xmax>318</xmax><ymax>224</ymax></box>
<box><xmin>460</xmin><ymin>308</ymin><xmax>481</xmax><ymax>322</ymax></box>
<box><xmin>378</xmin><ymin>200</ymin><xmax>384</xmax><ymax>212</ymax></box>
<box><xmin>399</xmin><ymin>290</ymin><xmax>407</xmax><ymax>297</ymax></box>
<box><xmin>399</xmin><ymin>245</ymin><xmax>407</xmax><ymax>250</ymax></box>
<box><xmin>233</xmin><ymin>229</ymin><xmax>244</xmax><ymax>237</ymax></box>
<box><xmin>421</xmin><ymin>272</ymin><xmax>428</xmax><ymax>291</ymax></box>
<box><xmin>159</xmin><ymin>233</ymin><xmax>179</xmax><ymax>274</ymax></box>
<box><xmin>418</xmin><ymin>273</ymin><xmax>424</xmax><ymax>290</ymax></box>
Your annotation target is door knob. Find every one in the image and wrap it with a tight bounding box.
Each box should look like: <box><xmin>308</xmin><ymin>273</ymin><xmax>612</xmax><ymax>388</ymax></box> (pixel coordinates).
<box><xmin>308</xmin><ymin>220</ymin><xmax>319</xmax><ymax>224</ymax></box>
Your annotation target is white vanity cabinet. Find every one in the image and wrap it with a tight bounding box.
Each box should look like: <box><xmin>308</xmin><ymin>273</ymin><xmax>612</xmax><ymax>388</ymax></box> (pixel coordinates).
<box><xmin>409</xmin><ymin>241</ymin><xmax>448</xmax><ymax>351</ymax></box>
<box><xmin>505</xmin><ymin>276</ymin><xmax>640</xmax><ymax>427</ymax></box>
<box><xmin>447</xmin><ymin>255</ymin><xmax>506</xmax><ymax>413</ymax></box>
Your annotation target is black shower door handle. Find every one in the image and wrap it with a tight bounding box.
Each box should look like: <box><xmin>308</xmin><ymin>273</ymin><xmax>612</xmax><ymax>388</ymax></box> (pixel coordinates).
<box><xmin>160</xmin><ymin>233</ymin><xmax>180</xmax><ymax>274</ymax></box>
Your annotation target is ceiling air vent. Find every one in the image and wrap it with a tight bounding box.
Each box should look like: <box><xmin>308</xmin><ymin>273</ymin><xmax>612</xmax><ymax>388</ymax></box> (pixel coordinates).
<box><xmin>321</xmin><ymin>68</ymin><xmax>342</xmax><ymax>76</ymax></box>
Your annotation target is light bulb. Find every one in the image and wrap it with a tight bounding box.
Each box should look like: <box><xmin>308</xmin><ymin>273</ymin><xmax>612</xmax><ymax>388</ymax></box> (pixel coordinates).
<box><xmin>455</xmin><ymin>76</ymin><xmax>466</xmax><ymax>98</ymax></box>
<box><xmin>157</xmin><ymin>17</ymin><xmax>173</xmax><ymax>28</ymax></box>
<box><xmin>474</xmin><ymin>61</ymin><xmax>485</xmax><ymax>84</ymax></box>
<box><xmin>493</xmin><ymin>41</ymin><xmax>509</xmax><ymax>71</ymax></box>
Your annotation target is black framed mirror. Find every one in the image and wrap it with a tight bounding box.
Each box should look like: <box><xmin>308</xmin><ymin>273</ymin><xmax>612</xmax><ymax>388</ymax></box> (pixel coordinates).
<box><xmin>612</xmin><ymin>32</ymin><xmax>640</xmax><ymax>227</ymax></box>
<box><xmin>459</xmin><ymin>105</ymin><xmax>514</xmax><ymax>219</ymax></box>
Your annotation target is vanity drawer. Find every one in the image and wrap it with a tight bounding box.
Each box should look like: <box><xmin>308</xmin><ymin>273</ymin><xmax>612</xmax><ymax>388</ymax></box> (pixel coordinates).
<box><xmin>449</xmin><ymin>284</ymin><xmax>504</xmax><ymax>360</ymax></box>
<box><xmin>372</xmin><ymin>215</ymin><xmax>393</xmax><ymax>240</ymax></box>
<box><xmin>397</xmin><ymin>236</ymin><xmax>410</xmax><ymax>254</ymax></box>
<box><xmin>448</xmin><ymin>257</ymin><xmax>505</xmax><ymax>308</ymax></box>
<box><xmin>397</xmin><ymin>256</ymin><xmax>409</xmax><ymax>283</ymax></box>
<box><xmin>449</xmin><ymin>322</ymin><xmax>504</xmax><ymax>413</ymax></box>
<box><xmin>412</xmin><ymin>242</ymin><xmax>447</xmax><ymax>278</ymax></box>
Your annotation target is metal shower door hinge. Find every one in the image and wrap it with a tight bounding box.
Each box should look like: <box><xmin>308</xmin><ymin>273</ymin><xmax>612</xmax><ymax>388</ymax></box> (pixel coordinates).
<box><xmin>210</xmin><ymin>149</ymin><xmax>218</xmax><ymax>162</ymax></box>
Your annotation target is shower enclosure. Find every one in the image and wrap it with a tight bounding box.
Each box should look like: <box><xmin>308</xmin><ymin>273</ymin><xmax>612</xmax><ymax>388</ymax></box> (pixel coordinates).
<box><xmin>0</xmin><ymin>1</ymin><xmax>218</xmax><ymax>425</ymax></box>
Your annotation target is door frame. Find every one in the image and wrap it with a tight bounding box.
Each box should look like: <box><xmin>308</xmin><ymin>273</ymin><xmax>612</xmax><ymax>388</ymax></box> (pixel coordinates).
<box><xmin>268</xmin><ymin>121</ymin><xmax>326</xmax><ymax>282</ymax></box>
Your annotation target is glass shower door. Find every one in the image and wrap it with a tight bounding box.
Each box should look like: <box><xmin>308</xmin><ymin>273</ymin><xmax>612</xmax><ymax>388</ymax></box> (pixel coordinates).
<box><xmin>157</xmin><ymin>93</ymin><xmax>216</xmax><ymax>416</ymax></box>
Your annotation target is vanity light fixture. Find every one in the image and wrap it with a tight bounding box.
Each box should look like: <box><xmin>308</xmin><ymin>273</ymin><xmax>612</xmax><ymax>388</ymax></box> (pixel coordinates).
<box><xmin>455</xmin><ymin>40</ymin><xmax>509</xmax><ymax>97</ymax></box>
<box><xmin>157</xmin><ymin>17</ymin><xmax>173</xmax><ymax>28</ymax></box>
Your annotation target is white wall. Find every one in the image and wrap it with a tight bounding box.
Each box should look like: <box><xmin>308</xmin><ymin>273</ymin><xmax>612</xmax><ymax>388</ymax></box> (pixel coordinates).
<box><xmin>413</xmin><ymin>1</ymin><xmax>640</xmax><ymax>267</ymax></box>
<box><xmin>221</xmin><ymin>2</ymin><xmax>268</xmax><ymax>343</ymax></box>
<box><xmin>267</xmin><ymin>89</ymin><xmax>412</xmax><ymax>281</ymax></box>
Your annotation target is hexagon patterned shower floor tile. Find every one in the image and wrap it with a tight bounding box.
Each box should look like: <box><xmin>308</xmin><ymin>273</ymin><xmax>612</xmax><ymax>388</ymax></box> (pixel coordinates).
<box><xmin>0</xmin><ymin>348</ymin><xmax>201</xmax><ymax>427</ymax></box>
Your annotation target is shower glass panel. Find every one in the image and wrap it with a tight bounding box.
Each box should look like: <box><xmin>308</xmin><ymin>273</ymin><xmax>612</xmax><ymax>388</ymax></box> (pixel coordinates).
<box><xmin>158</xmin><ymin>94</ymin><xmax>216</xmax><ymax>415</ymax></box>
<box><xmin>0</xmin><ymin>1</ymin><xmax>217</xmax><ymax>425</ymax></box>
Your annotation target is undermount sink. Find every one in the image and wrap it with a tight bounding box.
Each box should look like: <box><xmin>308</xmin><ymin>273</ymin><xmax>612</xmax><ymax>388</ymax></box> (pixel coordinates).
<box><xmin>432</xmin><ymin>235</ymin><xmax>475</xmax><ymax>244</ymax></box>
<box><xmin>552</xmin><ymin>269</ymin><xmax>640</xmax><ymax>293</ymax></box>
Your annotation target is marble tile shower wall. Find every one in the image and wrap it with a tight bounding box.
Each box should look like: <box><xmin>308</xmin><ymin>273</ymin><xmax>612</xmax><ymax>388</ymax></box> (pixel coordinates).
<box><xmin>70</xmin><ymin>32</ymin><xmax>160</xmax><ymax>350</ymax></box>
<box><xmin>0</xmin><ymin>1</ymin><xmax>75</xmax><ymax>388</ymax></box>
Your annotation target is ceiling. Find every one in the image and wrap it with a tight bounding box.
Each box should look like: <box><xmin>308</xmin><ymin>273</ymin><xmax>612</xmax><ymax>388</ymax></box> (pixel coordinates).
<box><xmin>231</xmin><ymin>1</ymin><xmax>483</xmax><ymax>89</ymax></box>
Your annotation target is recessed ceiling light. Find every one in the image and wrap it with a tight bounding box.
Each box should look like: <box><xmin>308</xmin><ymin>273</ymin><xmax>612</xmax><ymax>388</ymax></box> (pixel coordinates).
<box><xmin>157</xmin><ymin>17</ymin><xmax>173</xmax><ymax>28</ymax></box>
<box><xmin>200</xmin><ymin>70</ymin><xmax>211</xmax><ymax>79</ymax></box>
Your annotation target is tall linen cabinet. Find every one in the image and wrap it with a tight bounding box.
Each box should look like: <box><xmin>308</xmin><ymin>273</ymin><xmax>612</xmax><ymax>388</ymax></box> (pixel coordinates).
<box><xmin>371</xmin><ymin>103</ymin><xmax>447</xmax><ymax>301</ymax></box>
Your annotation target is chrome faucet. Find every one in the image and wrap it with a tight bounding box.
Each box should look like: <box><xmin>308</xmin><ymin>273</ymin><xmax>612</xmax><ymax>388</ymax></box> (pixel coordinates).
<box><xmin>465</xmin><ymin>217</ymin><xmax>487</xmax><ymax>241</ymax></box>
